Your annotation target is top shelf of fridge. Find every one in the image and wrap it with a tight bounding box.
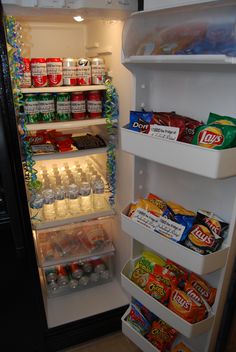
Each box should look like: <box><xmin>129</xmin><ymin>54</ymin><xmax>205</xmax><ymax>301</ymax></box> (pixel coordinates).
<box><xmin>21</xmin><ymin>85</ymin><xmax>106</xmax><ymax>94</ymax></box>
<box><xmin>122</xmin><ymin>0</ymin><xmax>236</xmax><ymax>65</ymax></box>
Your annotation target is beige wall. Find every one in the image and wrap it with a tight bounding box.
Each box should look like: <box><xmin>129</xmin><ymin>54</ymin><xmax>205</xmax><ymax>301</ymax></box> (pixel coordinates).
<box><xmin>20</xmin><ymin>22</ymin><xmax>86</xmax><ymax>58</ymax></box>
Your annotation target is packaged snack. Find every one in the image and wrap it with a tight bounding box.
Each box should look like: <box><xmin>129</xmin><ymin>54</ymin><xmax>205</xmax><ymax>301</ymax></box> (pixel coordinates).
<box><xmin>126</xmin><ymin>303</ymin><xmax>151</xmax><ymax>335</ymax></box>
<box><xmin>168</xmin><ymin>287</ymin><xmax>206</xmax><ymax>323</ymax></box>
<box><xmin>157</xmin><ymin>202</ymin><xmax>196</xmax><ymax>242</ymax></box>
<box><xmin>179</xmin><ymin>281</ymin><xmax>208</xmax><ymax>319</ymax></box>
<box><xmin>151</xmin><ymin>112</ymin><xmax>202</xmax><ymax>143</ymax></box>
<box><xmin>191</xmin><ymin>124</ymin><xmax>236</xmax><ymax>149</ymax></box>
<box><xmin>129</xmin><ymin>111</ymin><xmax>153</xmax><ymax>132</ymax></box>
<box><xmin>129</xmin><ymin>199</ymin><xmax>164</xmax><ymax>218</ymax></box>
<box><xmin>146</xmin><ymin>319</ymin><xmax>177</xmax><ymax>352</ymax></box>
<box><xmin>184</xmin><ymin>210</ymin><xmax>227</xmax><ymax>255</ymax></box>
<box><xmin>31</xmin><ymin>143</ymin><xmax>57</xmax><ymax>154</ymax></box>
<box><xmin>127</xmin><ymin>203</ymin><xmax>138</xmax><ymax>217</ymax></box>
<box><xmin>171</xmin><ymin>342</ymin><xmax>192</xmax><ymax>352</ymax></box>
<box><xmin>208</xmin><ymin>112</ymin><xmax>236</xmax><ymax>126</ymax></box>
<box><xmin>188</xmin><ymin>272</ymin><xmax>217</xmax><ymax>307</ymax></box>
<box><xmin>144</xmin><ymin>273</ymin><xmax>171</xmax><ymax>304</ymax></box>
<box><xmin>131</xmin><ymin>298</ymin><xmax>157</xmax><ymax>322</ymax></box>
<box><xmin>147</xmin><ymin>193</ymin><xmax>167</xmax><ymax>212</ymax></box>
<box><xmin>135</xmin><ymin>252</ymin><xmax>166</xmax><ymax>274</ymax></box>
<box><xmin>72</xmin><ymin>134</ymin><xmax>106</xmax><ymax>150</ymax></box>
<box><xmin>165</xmin><ymin>259</ymin><xmax>189</xmax><ymax>282</ymax></box>
<box><xmin>131</xmin><ymin>268</ymin><xmax>150</xmax><ymax>288</ymax></box>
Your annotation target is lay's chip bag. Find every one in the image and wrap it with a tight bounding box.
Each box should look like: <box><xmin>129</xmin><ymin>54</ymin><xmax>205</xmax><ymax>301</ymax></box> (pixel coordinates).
<box><xmin>192</xmin><ymin>124</ymin><xmax>236</xmax><ymax>149</ymax></box>
<box><xmin>207</xmin><ymin>112</ymin><xmax>236</xmax><ymax>126</ymax></box>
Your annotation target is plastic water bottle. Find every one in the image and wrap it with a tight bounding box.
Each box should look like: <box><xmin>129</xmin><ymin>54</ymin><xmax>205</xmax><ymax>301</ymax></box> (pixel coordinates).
<box><xmin>80</xmin><ymin>181</ymin><xmax>92</xmax><ymax>212</ymax></box>
<box><xmin>42</xmin><ymin>189</ymin><xmax>56</xmax><ymax>221</ymax></box>
<box><xmin>30</xmin><ymin>193</ymin><xmax>44</xmax><ymax>222</ymax></box>
<box><xmin>67</xmin><ymin>184</ymin><xmax>80</xmax><ymax>215</ymax></box>
<box><xmin>93</xmin><ymin>177</ymin><xmax>106</xmax><ymax>210</ymax></box>
<box><xmin>55</xmin><ymin>186</ymin><xmax>67</xmax><ymax>218</ymax></box>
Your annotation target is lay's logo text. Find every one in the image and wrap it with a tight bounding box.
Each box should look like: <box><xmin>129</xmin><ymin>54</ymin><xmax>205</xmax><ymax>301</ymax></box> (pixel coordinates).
<box><xmin>198</xmin><ymin>129</ymin><xmax>224</xmax><ymax>146</ymax></box>
<box><xmin>190</xmin><ymin>225</ymin><xmax>214</xmax><ymax>246</ymax></box>
<box><xmin>172</xmin><ymin>291</ymin><xmax>191</xmax><ymax>311</ymax></box>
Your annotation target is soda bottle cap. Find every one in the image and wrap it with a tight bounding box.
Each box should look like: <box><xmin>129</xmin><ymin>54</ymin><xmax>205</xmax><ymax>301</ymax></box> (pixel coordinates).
<box><xmin>79</xmin><ymin>182</ymin><xmax>91</xmax><ymax>196</ymax></box>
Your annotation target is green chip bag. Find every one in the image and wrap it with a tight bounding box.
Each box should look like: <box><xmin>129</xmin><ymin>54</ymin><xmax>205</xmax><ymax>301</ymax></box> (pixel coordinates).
<box><xmin>192</xmin><ymin>124</ymin><xmax>236</xmax><ymax>149</ymax></box>
<box><xmin>208</xmin><ymin>112</ymin><xmax>236</xmax><ymax>126</ymax></box>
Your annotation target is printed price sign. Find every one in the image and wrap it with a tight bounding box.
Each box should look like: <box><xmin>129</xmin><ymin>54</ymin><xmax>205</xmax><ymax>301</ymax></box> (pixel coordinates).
<box><xmin>149</xmin><ymin>125</ymin><xmax>179</xmax><ymax>141</ymax></box>
<box><xmin>131</xmin><ymin>208</ymin><xmax>160</xmax><ymax>231</ymax></box>
<box><xmin>155</xmin><ymin>216</ymin><xmax>185</xmax><ymax>242</ymax></box>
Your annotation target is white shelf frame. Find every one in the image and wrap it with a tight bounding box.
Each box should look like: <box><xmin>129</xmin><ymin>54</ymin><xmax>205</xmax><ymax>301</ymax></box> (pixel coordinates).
<box><xmin>121</xmin><ymin>205</ymin><xmax>229</xmax><ymax>276</ymax></box>
<box><xmin>25</xmin><ymin>118</ymin><xmax>106</xmax><ymax>131</ymax></box>
<box><xmin>21</xmin><ymin>84</ymin><xmax>106</xmax><ymax>94</ymax></box>
<box><xmin>32</xmin><ymin>147</ymin><xmax>107</xmax><ymax>161</ymax></box>
<box><xmin>123</xmin><ymin>55</ymin><xmax>236</xmax><ymax>65</ymax></box>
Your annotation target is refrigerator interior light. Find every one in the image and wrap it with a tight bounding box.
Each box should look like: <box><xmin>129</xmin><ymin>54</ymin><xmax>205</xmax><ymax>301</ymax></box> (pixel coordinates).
<box><xmin>73</xmin><ymin>15</ymin><xmax>84</xmax><ymax>22</ymax></box>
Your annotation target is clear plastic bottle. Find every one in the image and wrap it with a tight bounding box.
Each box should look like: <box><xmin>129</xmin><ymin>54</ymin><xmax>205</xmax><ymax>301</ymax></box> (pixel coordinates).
<box><xmin>30</xmin><ymin>193</ymin><xmax>44</xmax><ymax>222</ymax></box>
<box><xmin>67</xmin><ymin>184</ymin><xmax>80</xmax><ymax>215</ymax></box>
<box><xmin>42</xmin><ymin>189</ymin><xmax>56</xmax><ymax>221</ymax></box>
<box><xmin>55</xmin><ymin>186</ymin><xmax>67</xmax><ymax>218</ymax></box>
<box><xmin>80</xmin><ymin>181</ymin><xmax>92</xmax><ymax>212</ymax></box>
<box><xmin>93</xmin><ymin>177</ymin><xmax>106</xmax><ymax>210</ymax></box>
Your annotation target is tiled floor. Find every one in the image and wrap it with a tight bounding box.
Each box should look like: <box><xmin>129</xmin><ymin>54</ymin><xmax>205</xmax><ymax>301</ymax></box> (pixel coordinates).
<box><xmin>61</xmin><ymin>331</ymin><xmax>141</xmax><ymax>352</ymax></box>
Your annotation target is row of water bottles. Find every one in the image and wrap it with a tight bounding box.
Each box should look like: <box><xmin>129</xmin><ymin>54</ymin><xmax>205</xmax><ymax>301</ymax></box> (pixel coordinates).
<box><xmin>30</xmin><ymin>161</ymin><xmax>107</xmax><ymax>222</ymax></box>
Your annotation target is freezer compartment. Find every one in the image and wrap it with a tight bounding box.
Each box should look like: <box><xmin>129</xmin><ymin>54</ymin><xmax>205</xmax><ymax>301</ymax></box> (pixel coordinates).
<box><xmin>120</xmin><ymin>125</ymin><xmax>236</xmax><ymax>179</ymax></box>
<box><xmin>121</xmin><ymin>205</ymin><xmax>229</xmax><ymax>275</ymax></box>
<box><xmin>43</xmin><ymin>251</ymin><xmax>114</xmax><ymax>298</ymax></box>
<box><xmin>121</xmin><ymin>259</ymin><xmax>214</xmax><ymax>338</ymax></box>
<box><xmin>122</xmin><ymin>0</ymin><xmax>236</xmax><ymax>61</ymax></box>
<box><xmin>34</xmin><ymin>217</ymin><xmax>114</xmax><ymax>267</ymax></box>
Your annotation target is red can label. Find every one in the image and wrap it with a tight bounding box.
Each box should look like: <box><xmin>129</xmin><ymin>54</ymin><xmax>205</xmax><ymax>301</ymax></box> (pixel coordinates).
<box><xmin>71</xmin><ymin>92</ymin><xmax>86</xmax><ymax>120</ymax></box>
<box><xmin>63</xmin><ymin>67</ymin><xmax>77</xmax><ymax>86</ymax></box>
<box><xmin>21</xmin><ymin>58</ymin><xmax>31</xmax><ymax>88</ymax></box>
<box><xmin>77</xmin><ymin>66</ymin><xmax>91</xmax><ymax>85</ymax></box>
<box><xmin>31</xmin><ymin>58</ymin><xmax>47</xmax><ymax>87</ymax></box>
<box><xmin>46</xmin><ymin>58</ymin><xmax>63</xmax><ymax>87</ymax></box>
<box><xmin>87</xmin><ymin>91</ymin><xmax>102</xmax><ymax>118</ymax></box>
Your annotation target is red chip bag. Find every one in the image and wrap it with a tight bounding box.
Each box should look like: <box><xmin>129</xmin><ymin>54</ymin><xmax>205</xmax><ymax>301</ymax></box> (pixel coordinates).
<box><xmin>188</xmin><ymin>272</ymin><xmax>217</xmax><ymax>307</ymax></box>
<box><xmin>146</xmin><ymin>319</ymin><xmax>177</xmax><ymax>352</ymax></box>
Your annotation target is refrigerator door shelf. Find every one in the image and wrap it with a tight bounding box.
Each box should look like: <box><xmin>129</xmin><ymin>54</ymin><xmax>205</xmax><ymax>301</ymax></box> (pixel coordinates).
<box><xmin>121</xmin><ymin>205</ymin><xmax>229</xmax><ymax>275</ymax></box>
<box><xmin>43</xmin><ymin>250</ymin><xmax>115</xmax><ymax>298</ymax></box>
<box><xmin>34</xmin><ymin>217</ymin><xmax>115</xmax><ymax>267</ymax></box>
<box><xmin>121</xmin><ymin>125</ymin><xmax>236</xmax><ymax>179</ymax></box>
<box><xmin>25</xmin><ymin>118</ymin><xmax>107</xmax><ymax>132</ymax></box>
<box><xmin>21</xmin><ymin>85</ymin><xmax>106</xmax><ymax>94</ymax></box>
<box><xmin>122</xmin><ymin>306</ymin><xmax>194</xmax><ymax>352</ymax></box>
<box><xmin>32</xmin><ymin>204</ymin><xmax>115</xmax><ymax>230</ymax></box>
<box><xmin>121</xmin><ymin>259</ymin><xmax>215</xmax><ymax>338</ymax></box>
<box><xmin>123</xmin><ymin>54</ymin><xmax>236</xmax><ymax>65</ymax></box>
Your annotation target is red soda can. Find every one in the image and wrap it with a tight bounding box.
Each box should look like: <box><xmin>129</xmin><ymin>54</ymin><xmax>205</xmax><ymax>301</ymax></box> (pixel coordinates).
<box><xmin>71</xmin><ymin>92</ymin><xmax>86</xmax><ymax>120</ymax></box>
<box><xmin>21</xmin><ymin>58</ymin><xmax>31</xmax><ymax>88</ymax></box>
<box><xmin>31</xmin><ymin>58</ymin><xmax>48</xmax><ymax>87</ymax></box>
<box><xmin>46</xmin><ymin>58</ymin><xmax>63</xmax><ymax>87</ymax></box>
<box><xmin>87</xmin><ymin>90</ymin><xmax>102</xmax><ymax>118</ymax></box>
<box><xmin>70</xmin><ymin>262</ymin><xmax>83</xmax><ymax>279</ymax></box>
<box><xmin>57</xmin><ymin>265</ymin><xmax>69</xmax><ymax>287</ymax></box>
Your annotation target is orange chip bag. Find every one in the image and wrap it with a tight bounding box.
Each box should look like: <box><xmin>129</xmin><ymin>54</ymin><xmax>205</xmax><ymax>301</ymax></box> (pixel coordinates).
<box><xmin>147</xmin><ymin>193</ymin><xmax>167</xmax><ymax>212</ymax></box>
<box><xmin>171</xmin><ymin>342</ymin><xmax>192</xmax><ymax>352</ymax></box>
<box><xmin>144</xmin><ymin>273</ymin><xmax>171</xmax><ymax>304</ymax></box>
<box><xmin>127</xmin><ymin>203</ymin><xmax>138</xmax><ymax>217</ymax></box>
<box><xmin>180</xmin><ymin>281</ymin><xmax>208</xmax><ymax>320</ymax></box>
<box><xmin>168</xmin><ymin>287</ymin><xmax>206</xmax><ymax>323</ymax></box>
<box><xmin>146</xmin><ymin>319</ymin><xmax>177</xmax><ymax>352</ymax></box>
<box><xmin>165</xmin><ymin>259</ymin><xmax>189</xmax><ymax>282</ymax></box>
<box><xmin>188</xmin><ymin>272</ymin><xmax>217</xmax><ymax>307</ymax></box>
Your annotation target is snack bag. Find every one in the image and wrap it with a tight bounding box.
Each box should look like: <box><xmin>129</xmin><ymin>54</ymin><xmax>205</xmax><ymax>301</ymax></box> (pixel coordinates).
<box><xmin>146</xmin><ymin>319</ymin><xmax>177</xmax><ymax>352</ymax></box>
<box><xmin>129</xmin><ymin>111</ymin><xmax>153</xmax><ymax>132</ymax></box>
<box><xmin>137</xmin><ymin>251</ymin><xmax>166</xmax><ymax>272</ymax></box>
<box><xmin>147</xmin><ymin>193</ymin><xmax>167</xmax><ymax>212</ymax></box>
<box><xmin>184</xmin><ymin>210</ymin><xmax>227</xmax><ymax>255</ymax></box>
<box><xmin>131</xmin><ymin>268</ymin><xmax>150</xmax><ymax>288</ymax></box>
<box><xmin>179</xmin><ymin>281</ymin><xmax>209</xmax><ymax>319</ymax></box>
<box><xmin>208</xmin><ymin>112</ymin><xmax>236</xmax><ymax>126</ymax></box>
<box><xmin>165</xmin><ymin>259</ymin><xmax>189</xmax><ymax>282</ymax></box>
<box><xmin>128</xmin><ymin>199</ymin><xmax>164</xmax><ymax>219</ymax></box>
<box><xmin>168</xmin><ymin>287</ymin><xmax>206</xmax><ymax>323</ymax></box>
<box><xmin>131</xmin><ymin>298</ymin><xmax>157</xmax><ymax>323</ymax></box>
<box><xmin>172</xmin><ymin>342</ymin><xmax>192</xmax><ymax>352</ymax></box>
<box><xmin>144</xmin><ymin>273</ymin><xmax>171</xmax><ymax>304</ymax></box>
<box><xmin>188</xmin><ymin>272</ymin><xmax>217</xmax><ymax>306</ymax></box>
<box><xmin>191</xmin><ymin>124</ymin><xmax>236</xmax><ymax>149</ymax></box>
<box><xmin>126</xmin><ymin>303</ymin><xmax>151</xmax><ymax>335</ymax></box>
<box><xmin>157</xmin><ymin>202</ymin><xmax>196</xmax><ymax>242</ymax></box>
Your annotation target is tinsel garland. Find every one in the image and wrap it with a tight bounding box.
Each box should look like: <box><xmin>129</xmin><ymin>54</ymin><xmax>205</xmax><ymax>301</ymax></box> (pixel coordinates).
<box><xmin>4</xmin><ymin>16</ymin><xmax>40</xmax><ymax>191</ymax></box>
<box><xmin>104</xmin><ymin>79</ymin><xmax>119</xmax><ymax>206</ymax></box>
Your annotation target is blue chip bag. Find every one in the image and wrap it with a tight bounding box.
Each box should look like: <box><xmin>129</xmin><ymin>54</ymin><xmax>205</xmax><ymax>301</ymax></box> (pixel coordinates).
<box><xmin>129</xmin><ymin>111</ymin><xmax>153</xmax><ymax>132</ymax></box>
<box><xmin>131</xmin><ymin>298</ymin><xmax>157</xmax><ymax>323</ymax></box>
<box><xmin>126</xmin><ymin>303</ymin><xmax>151</xmax><ymax>335</ymax></box>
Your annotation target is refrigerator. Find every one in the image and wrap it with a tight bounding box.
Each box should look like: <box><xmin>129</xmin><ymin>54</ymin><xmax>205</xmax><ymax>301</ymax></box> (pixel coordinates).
<box><xmin>1</xmin><ymin>0</ymin><xmax>236</xmax><ymax>351</ymax></box>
